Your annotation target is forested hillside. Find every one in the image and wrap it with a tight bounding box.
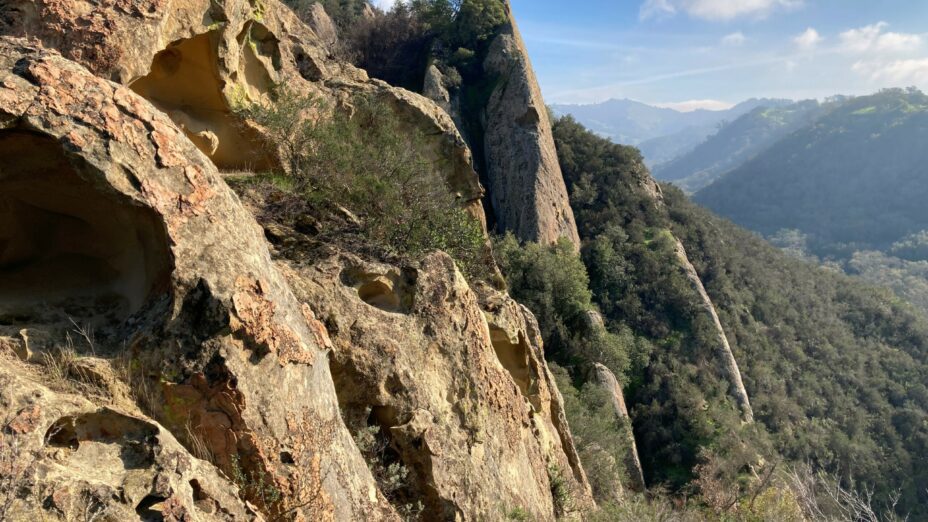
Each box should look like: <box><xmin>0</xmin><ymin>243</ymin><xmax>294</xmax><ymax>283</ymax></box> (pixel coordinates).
<box><xmin>695</xmin><ymin>88</ymin><xmax>928</xmax><ymax>258</ymax></box>
<box><xmin>654</xmin><ymin>99</ymin><xmax>827</xmax><ymax>193</ymax></box>
<box><xmin>501</xmin><ymin>115</ymin><xmax>928</xmax><ymax>518</ymax></box>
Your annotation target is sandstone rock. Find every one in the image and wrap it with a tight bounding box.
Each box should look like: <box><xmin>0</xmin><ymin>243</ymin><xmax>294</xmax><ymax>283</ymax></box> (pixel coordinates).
<box><xmin>0</xmin><ymin>0</ymin><xmax>487</xmax><ymax>228</ymax></box>
<box><xmin>591</xmin><ymin>363</ymin><xmax>647</xmax><ymax>493</ymax></box>
<box><xmin>284</xmin><ymin>251</ymin><xmax>594</xmax><ymax>520</ymax></box>
<box><xmin>0</xmin><ymin>38</ymin><xmax>394</xmax><ymax>520</ymax></box>
<box><xmin>481</xmin><ymin>1</ymin><xmax>580</xmax><ymax>248</ymax></box>
<box><xmin>301</xmin><ymin>3</ymin><xmax>339</xmax><ymax>56</ymax></box>
<box><xmin>671</xmin><ymin>239</ymin><xmax>754</xmax><ymax>422</ymax></box>
<box><xmin>0</xmin><ymin>353</ymin><xmax>257</xmax><ymax>521</ymax></box>
<box><xmin>423</xmin><ymin>63</ymin><xmax>452</xmax><ymax>114</ymax></box>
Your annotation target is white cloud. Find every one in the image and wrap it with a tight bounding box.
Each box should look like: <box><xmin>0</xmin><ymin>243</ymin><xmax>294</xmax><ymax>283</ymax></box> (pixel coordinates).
<box><xmin>840</xmin><ymin>22</ymin><xmax>922</xmax><ymax>54</ymax></box>
<box><xmin>640</xmin><ymin>0</ymin><xmax>676</xmax><ymax>20</ymax></box>
<box><xmin>793</xmin><ymin>28</ymin><xmax>823</xmax><ymax>51</ymax></box>
<box><xmin>654</xmin><ymin>99</ymin><xmax>736</xmax><ymax>112</ymax></box>
<box><xmin>852</xmin><ymin>58</ymin><xmax>928</xmax><ymax>86</ymax></box>
<box><xmin>641</xmin><ymin>0</ymin><xmax>802</xmax><ymax>22</ymax></box>
<box><xmin>722</xmin><ymin>31</ymin><xmax>747</xmax><ymax>46</ymax></box>
<box><xmin>840</xmin><ymin>23</ymin><xmax>926</xmax><ymax>86</ymax></box>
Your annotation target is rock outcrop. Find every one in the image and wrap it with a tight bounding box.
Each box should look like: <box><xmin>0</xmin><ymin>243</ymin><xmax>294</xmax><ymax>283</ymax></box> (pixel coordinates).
<box><xmin>0</xmin><ymin>353</ymin><xmax>256</xmax><ymax>521</ymax></box>
<box><xmin>481</xmin><ymin>1</ymin><xmax>580</xmax><ymax>248</ymax></box>
<box><xmin>284</xmin><ymin>251</ymin><xmax>594</xmax><ymax>520</ymax></box>
<box><xmin>0</xmin><ymin>1</ymin><xmax>603</xmax><ymax>519</ymax></box>
<box><xmin>591</xmin><ymin>364</ymin><xmax>647</xmax><ymax>493</ymax></box>
<box><xmin>636</xmin><ymin>170</ymin><xmax>754</xmax><ymax>422</ymax></box>
<box><xmin>671</xmin><ymin>239</ymin><xmax>754</xmax><ymax>422</ymax></box>
<box><xmin>0</xmin><ymin>38</ymin><xmax>394</xmax><ymax>520</ymax></box>
<box><xmin>0</xmin><ymin>0</ymin><xmax>487</xmax><ymax>225</ymax></box>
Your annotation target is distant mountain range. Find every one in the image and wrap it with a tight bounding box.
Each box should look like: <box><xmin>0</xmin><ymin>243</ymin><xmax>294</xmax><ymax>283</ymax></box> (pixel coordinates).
<box><xmin>550</xmin><ymin>97</ymin><xmax>791</xmax><ymax>167</ymax></box>
<box><xmin>694</xmin><ymin>88</ymin><xmax>928</xmax><ymax>255</ymax></box>
<box><xmin>653</xmin><ymin>99</ymin><xmax>830</xmax><ymax>193</ymax></box>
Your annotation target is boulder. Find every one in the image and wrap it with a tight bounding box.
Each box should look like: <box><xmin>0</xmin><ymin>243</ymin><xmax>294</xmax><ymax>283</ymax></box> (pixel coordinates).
<box><xmin>284</xmin><ymin>251</ymin><xmax>594</xmax><ymax>520</ymax></box>
<box><xmin>0</xmin><ymin>38</ymin><xmax>395</xmax><ymax>521</ymax></box>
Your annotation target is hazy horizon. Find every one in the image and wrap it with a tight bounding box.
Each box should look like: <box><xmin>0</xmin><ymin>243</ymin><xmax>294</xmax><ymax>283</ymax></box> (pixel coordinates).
<box><xmin>508</xmin><ymin>0</ymin><xmax>928</xmax><ymax>108</ymax></box>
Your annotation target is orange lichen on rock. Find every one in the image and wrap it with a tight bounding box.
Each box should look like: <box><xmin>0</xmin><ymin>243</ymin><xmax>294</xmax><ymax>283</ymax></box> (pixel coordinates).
<box><xmin>231</xmin><ymin>276</ymin><xmax>315</xmax><ymax>365</ymax></box>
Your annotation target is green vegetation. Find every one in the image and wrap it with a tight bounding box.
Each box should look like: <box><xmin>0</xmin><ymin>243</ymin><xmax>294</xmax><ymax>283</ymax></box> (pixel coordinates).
<box><xmin>235</xmin><ymin>90</ymin><xmax>487</xmax><ymax>279</ymax></box>
<box><xmin>666</xmin><ymin>184</ymin><xmax>928</xmax><ymax>518</ymax></box>
<box><xmin>546</xmin><ymin>463</ymin><xmax>572</xmax><ymax>517</ymax></box>
<box><xmin>695</xmin><ymin>88</ymin><xmax>928</xmax><ymax>257</ymax></box>
<box><xmin>552</xmin><ymin>366</ymin><xmax>633</xmax><ymax>502</ymax></box>
<box><xmin>654</xmin><ymin>99</ymin><xmax>826</xmax><ymax>193</ymax></box>
<box><xmin>553</xmin><ymin>115</ymin><xmax>764</xmax><ymax>492</ymax></box>
<box><xmin>493</xmin><ymin>235</ymin><xmax>641</xmax><ymax>382</ymax></box>
<box><xmin>351</xmin><ymin>416</ymin><xmax>424</xmax><ymax>520</ymax></box>
<box><xmin>521</xmin><ymin>114</ymin><xmax>928</xmax><ymax>517</ymax></box>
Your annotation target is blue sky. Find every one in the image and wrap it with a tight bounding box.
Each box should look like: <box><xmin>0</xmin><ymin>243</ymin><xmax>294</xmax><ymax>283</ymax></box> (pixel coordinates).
<box><xmin>507</xmin><ymin>0</ymin><xmax>928</xmax><ymax>108</ymax></box>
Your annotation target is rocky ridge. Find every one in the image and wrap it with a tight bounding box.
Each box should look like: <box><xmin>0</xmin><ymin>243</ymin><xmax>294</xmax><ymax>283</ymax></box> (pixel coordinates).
<box><xmin>0</xmin><ymin>1</ymin><xmax>596</xmax><ymax>520</ymax></box>
<box><xmin>480</xmin><ymin>2</ymin><xmax>581</xmax><ymax>248</ymax></box>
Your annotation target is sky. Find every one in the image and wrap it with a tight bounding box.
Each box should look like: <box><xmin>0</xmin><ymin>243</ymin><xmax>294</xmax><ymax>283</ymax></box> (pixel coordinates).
<box><xmin>502</xmin><ymin>0</ymin><xmax>928</xmax><ymax>108</ymax></box>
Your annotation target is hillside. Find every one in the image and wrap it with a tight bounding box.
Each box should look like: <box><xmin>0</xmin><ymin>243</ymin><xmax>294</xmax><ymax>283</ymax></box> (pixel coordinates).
<box><xmin>695</xmin><ymin>88</ymin><xmax>928</xmax><ymax>257</ymax></box>
<box><xmin>551</xmin><ymin>97</ymin><xmax>790</xmax><ymax>167</ymax></box>
<box><xmin>654</xmin><ymin>99</ymin><xmax>827</xmax><ymax>193</ymax></box>
<box><xmin>533</xmin><ymin>116</ymin><xmax>928</xmax><ymax>518</ymax></box>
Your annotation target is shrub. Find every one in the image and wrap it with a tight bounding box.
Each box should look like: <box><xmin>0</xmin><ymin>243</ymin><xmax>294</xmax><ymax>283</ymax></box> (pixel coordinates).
<box><xmin>552</xmin><ymin>365</ymin><xmax>632</xmax><ymax>503</ymax></box>
<box><xmin>350</xmin><ymin>411</ymin><xmax>424</xmax><ymax>520</ymax></box>
<box><xmin>547</xmin><ymin>463</ymin><xmax>572</xmax><ymax>517</ymax></box>
<box><xmin>239</xmin><ymin>89</ymin><xmax>488</xmax><ymax>279</ymax></box>
<box><xmin>494</xmin><ymin>234</ymin><xmax>639</xmax><ymax>377</ymax></box>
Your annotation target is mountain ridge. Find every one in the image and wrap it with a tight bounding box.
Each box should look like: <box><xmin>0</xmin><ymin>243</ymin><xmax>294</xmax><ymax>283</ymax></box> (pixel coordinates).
<box><xmin>551</xmin><ymin>97</ymin><xmax>793</xmax><ymax>167</ymax></box>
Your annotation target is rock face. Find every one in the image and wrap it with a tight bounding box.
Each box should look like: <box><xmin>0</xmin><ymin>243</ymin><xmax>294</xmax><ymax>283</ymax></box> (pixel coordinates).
<box><xmin>634</xmin><ymin>169</ymin><xmax>754</xmax><ymax>423</ymax></box>
<box><xmin>670</xmin><ymin>239</ymin><xmax>754</xmax><ymax>422</ymax></box>
<box><xmin>0</xmin><ymin>38</ymin><xmax>393</xmax><ymax>520</ymax></box>
<box><xmin>591</xmin><ymin>364</ymin><xmax>647</xmax><ymax>493</ymax></box>
<box><xmin>284</xmin><ymin>251</ymin><xmax>594</xmax><ymax>520</ymax></box>
<box><xmin>0</xmin><ymin>1</ymin><xmax>600</xmax><ymax>519</ymax></box>
<box><xmin>0</xmin><ymin>353</ymin><xmax>255</xmax><ymax>521</ymax></box>
<box><xmin>481</xmin><ymin>1</ymin><xmax>580</xmax><ymax>248</ymax></box>
<box><xmin>0</xmin><ymin>0</ymin><xmax>487</xmax><ymax>225</ymax></box>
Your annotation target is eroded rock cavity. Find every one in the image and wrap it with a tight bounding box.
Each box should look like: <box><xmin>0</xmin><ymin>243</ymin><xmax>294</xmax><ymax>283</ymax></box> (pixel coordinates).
<box><xmin>129</xmin><ymin>31</ymin><xmax>274</xmax><ymax>171</ymax></box>
<box><xmin>0</xmin><ymin>131</ymin><xmax>170</xmax><ymax>328</ymax></box>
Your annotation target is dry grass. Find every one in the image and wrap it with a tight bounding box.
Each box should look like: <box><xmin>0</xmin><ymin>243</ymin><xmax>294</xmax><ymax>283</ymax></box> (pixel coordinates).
<box><xmin>39</xmin><ymin>345</ymin><xmax>110</xmax><ymax>401</ymax></box>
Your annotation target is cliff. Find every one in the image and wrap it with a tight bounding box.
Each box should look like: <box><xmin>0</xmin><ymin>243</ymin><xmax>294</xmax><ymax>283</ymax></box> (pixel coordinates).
<box><xmin>480</xmin><ymin>2</ymin><xmax>581</xmax><ymax>248</ymax></box>
<box><xmin>0</xmin><ymin>0</ymin><xmax>595</xmax><ymax>519</ymax></box>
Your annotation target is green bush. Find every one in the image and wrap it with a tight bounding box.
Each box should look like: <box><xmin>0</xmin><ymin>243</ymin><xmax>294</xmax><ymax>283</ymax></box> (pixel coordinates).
<box><xmin>552</xmin><ymin>365</ymin><xmax>632</xmax><ymax>503</ymax></box>
<box><xmin>239</xmin><ymin>89</ymin><xmax>487</xmax><ymax>279</ymax></box>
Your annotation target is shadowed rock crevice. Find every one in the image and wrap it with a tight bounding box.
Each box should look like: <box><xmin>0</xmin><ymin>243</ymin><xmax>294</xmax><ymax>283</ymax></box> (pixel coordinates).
<box><xmin>342</xmin><ymin>267</ymin><xmax>416</xmax><ymax>314</ymax></box>
<box><xmin>0</xmin><ymin>130</ymin><xmax>171</xmax><ymax>329</ymax></box>
<box><xmin>488</xmin><ymin>326</ymin><xmax>538</xmax><ymax>409</ymax></box>
<box><xmin>45</xmin><ymin>409</ymin><xmax>159</xmax><ymax>470</ymax></box>
<box><xmin>129</xmin><ymin>31</ymin><xmax>275</xmax><ymax>171</ymax></box>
